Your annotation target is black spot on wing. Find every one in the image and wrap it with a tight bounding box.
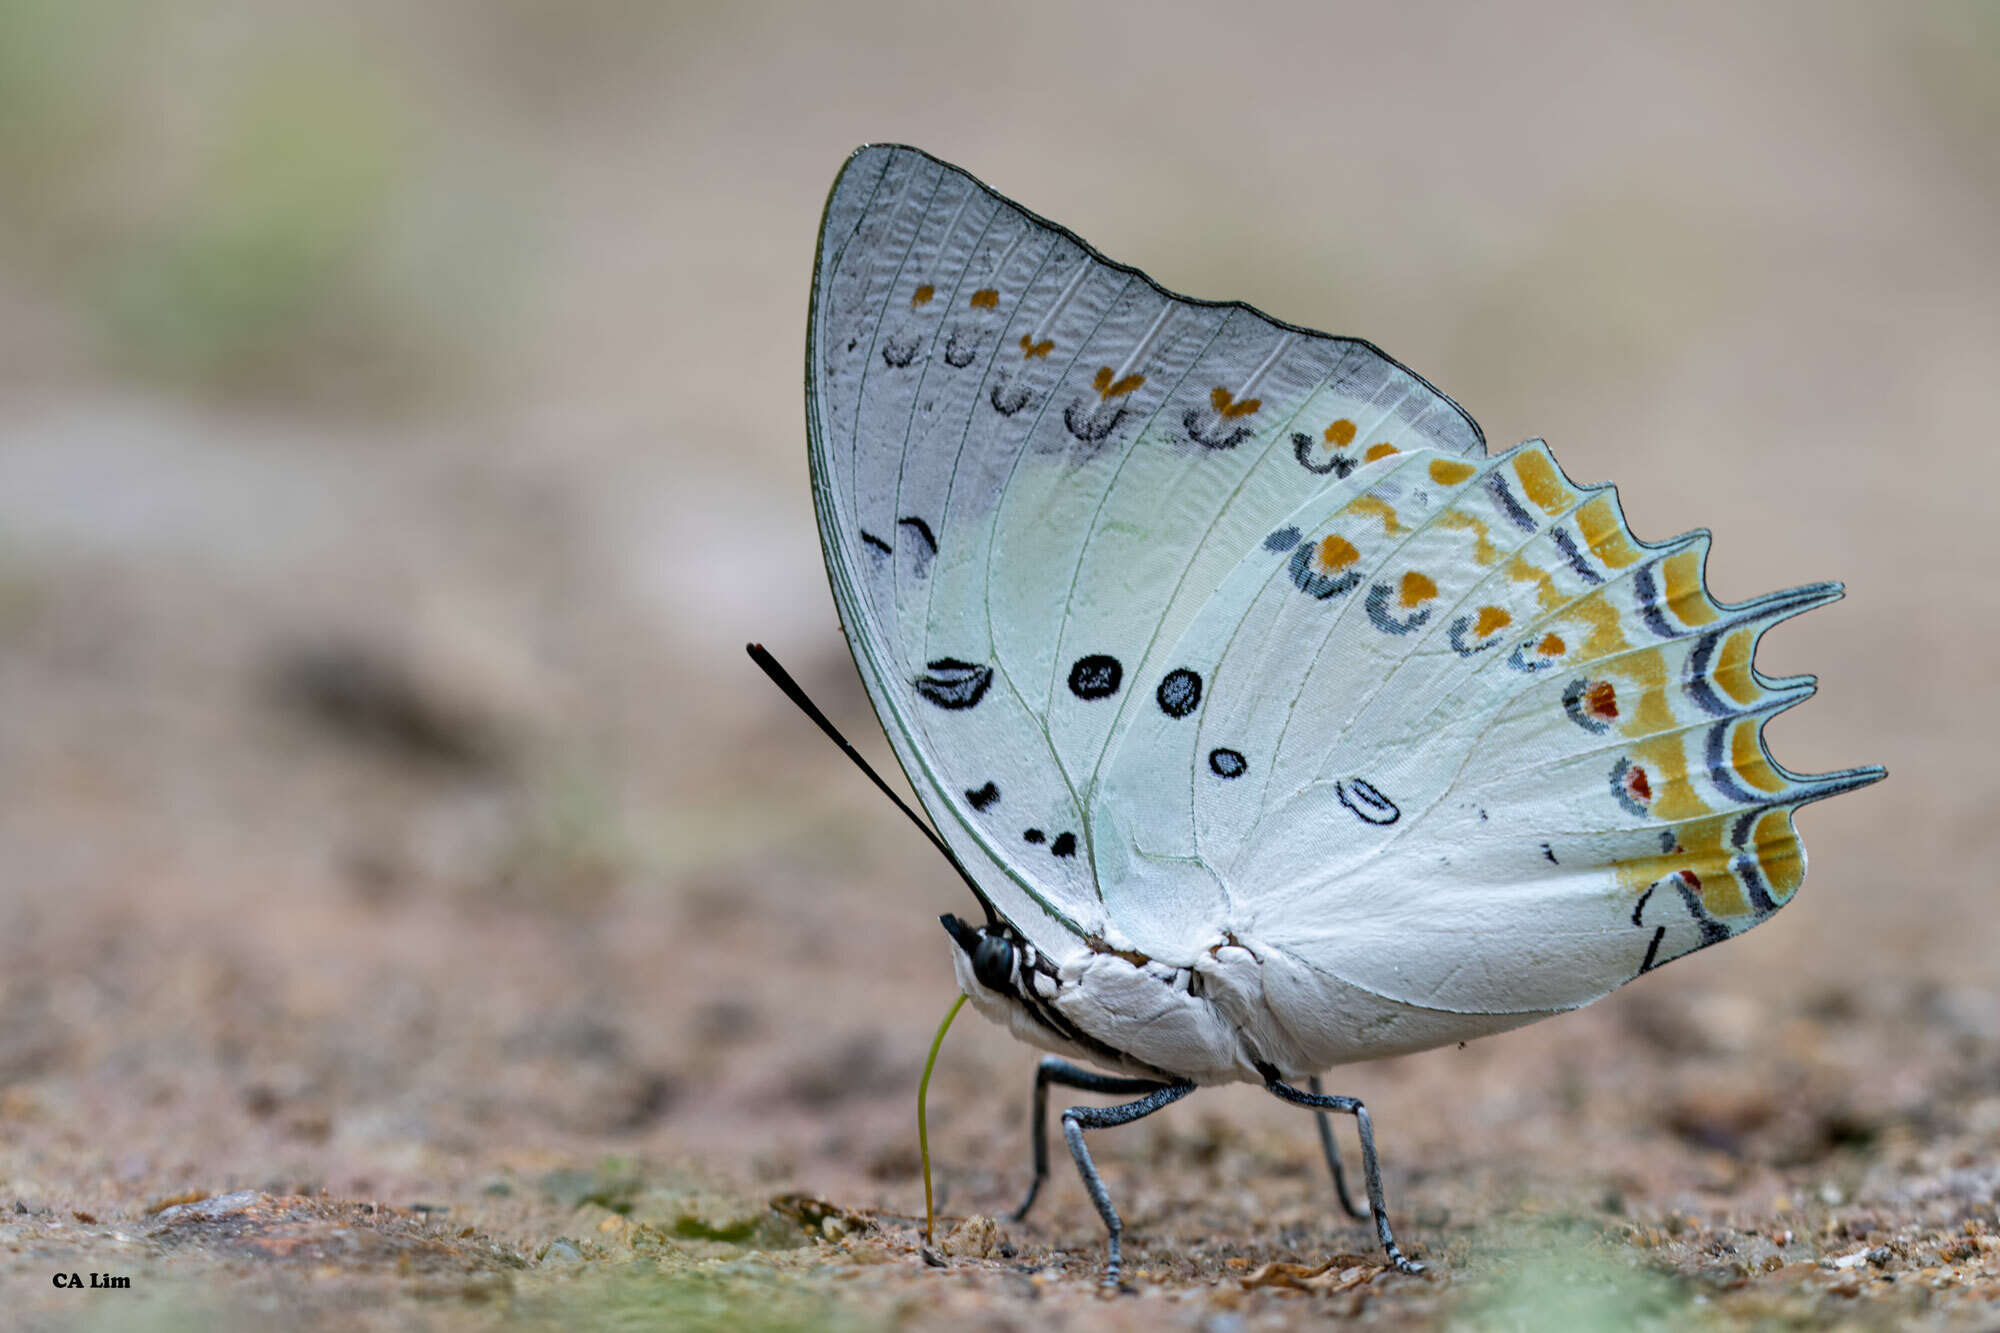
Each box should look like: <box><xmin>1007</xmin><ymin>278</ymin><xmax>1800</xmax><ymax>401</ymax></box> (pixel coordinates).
<box><xmin>1640</xmin><ymin>926</ymin><xmax>1666</xmax><ymax>972</ymax></box>
<box><xmin>914</xmin><ymin>658</ymin><xmax>992</xmax><ymax>710</ymax></box>
<box><xmin>1550</xmin><ymin>527</ymin><xmax>1603</xmax><ymax>585</ymax></box>
<box><xmin>1631</xmin><ymin>885</ymin><xmax>1655</xmax><ymax>927</ymax></box>
<box><xmin>1486</xmin><ymin>471</ymin><xmax>1537</xmax><ymax>532</ymax></box>
<box><xmin>860</xmin><ymin>530</ymin><xmax>893</xmax><ymax>556</ymax></box>
<box><xmin>1062</xmin><ymin>399</ymin><xmax>1128</xmax><ymax>443</ymax></box>
<box><xmin>1364</xmin><ymin>584</ymin><xmax>1432</xmax><ymax>636</ymax></box>
<box><xmin>897</xmin><ymin>516</ymin><xmax>937</xmax><ymax>553</ymax></box>
<box><xmin>1209</xmin><ymin>748</ymin><xmax>1247</xmax><ymax>779</ymax></box>
<box><xmin>1287</xmin><ymin>544</ymin><xmax>1362</xmax><ymax>600</ymax></box>
<box><xmin>965</xmin><ymin>781</ymin><xmax>999</xmax><ymax>811</ymax></box>
<box><xmin>1686</xmin><ymin>632</ymin><xmax>1733</xmax><ymax>717</ymax></box>
<box><xmin>1051</xmin><ymin>832</ymin><xmax>1076</xmax><ymax>858</ymax></box>
<box><xmin>1337</xmin><ymin>778</ymin><xmax>1400</xmax><ymax>825</ymax></box>
<box><xmin>1674</xmin><ymin>874</ymin><xmax>1732</xmax><ymax>947</ymax></box>
<box><xmin>1156</xmin><ymin>669</ymin><xmax>1202</xmax><ymax>719</ymax></box>
<box><xmin>1633</xmin><ymin>562</ymin><xmax>1677</xmax><ymax>638</ymax></box>
<box><xmin>1735</xmin><ymin>848</ymin><xmax>1778</xmax><ymax>915</ymax></box>
<box><xmin>990</xmin><ymin>381</ymin><xmax>1033</xmax><ymax>417</ymax></box>
<box><xmin>1023</xmin><ymin>828</ymin><xmax>1045</xmax><ymax>844</ymax></box>
<box><xmin>1183</xmin><ymin>408</ymin><xmax>1253</xmax><ymax>450</ymax></box>
<box><xmin>897</xmin><ymin>517</ymin><xmax>939</xmax><ymax>579</ymax></box>
<box><xmin>881</xmin><ymin>335</ymin><xmax>921</xmax><ymax>368</ymax></box>
<box><xmin>1293</xmin><ymin>431</ymin><xmax>1355</xmax><ymax>477</ymax></box>
<box><xmin>1704</xmin><ymin>722</ymin><xmax>1768</xmax><ymax>806</ymax></box>
<box><xmin>942</xmin><ymin>333</ymin><xmax>978</xmax><ymax>368</ymax></box>
<box><xmin>1067</xmin><ymin>654</ymin><xmax>1123</xmax><ymax>700</ymax></box>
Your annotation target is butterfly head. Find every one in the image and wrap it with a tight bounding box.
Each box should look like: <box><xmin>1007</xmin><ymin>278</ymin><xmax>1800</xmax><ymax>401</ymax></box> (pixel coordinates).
<box><xmin>939</xmin><ymin>913</ymin><xmax>1021</xmax><ymax>996</ymax></box>
<box><xmin>939</xmin><ymin>911</ymin><xmax>1174</xmax><ymax>1080</ymax></box>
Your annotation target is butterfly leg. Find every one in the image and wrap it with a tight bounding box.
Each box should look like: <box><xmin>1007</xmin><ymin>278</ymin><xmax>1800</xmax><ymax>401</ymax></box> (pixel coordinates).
<box><xmin>1056</xmin><ymin>1076</ymin><xmax>1196</xmax><ymax>1288</ymax></box>
<box><xmin>1010</xmin><ymin>1056</ymin><xmax>1172</xmax><ymax>1222</ymax></box>
<box><xmin>1263</xmin><ymin>1070</ymin><xmax>1423</xmax><ymax>1274</ymax></box>
<box><xmin>1308</xmin><ymin>1074</ymin><xmax>1371</xmax><ymax>1220</ymax></box>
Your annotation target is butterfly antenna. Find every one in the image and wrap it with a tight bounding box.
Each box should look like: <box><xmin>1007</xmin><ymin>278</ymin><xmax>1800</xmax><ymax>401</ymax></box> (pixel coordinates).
<box><xmin>745</xmin><ymin>643</ymin><xmax>1000</xmax><ymax>925</ymax></box>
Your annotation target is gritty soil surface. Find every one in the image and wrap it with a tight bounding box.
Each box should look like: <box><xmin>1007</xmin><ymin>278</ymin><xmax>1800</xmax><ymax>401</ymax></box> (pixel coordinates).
<box><xmin>2</xmin><ymin>4</ymin><xmax>1995</xmax><ymax>1330</ymax></box>
<box><xmin>3</xmin><ymin>804</ymin><xmax>1998</xmax><ymax>1331</ymax></box>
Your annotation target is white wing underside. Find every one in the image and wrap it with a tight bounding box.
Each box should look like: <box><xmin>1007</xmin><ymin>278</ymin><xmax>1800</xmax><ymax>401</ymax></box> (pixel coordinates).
<box><xmin>807</xmin><ymin>145</ymin><xmax>1880</xmax><ymax>1077</ymax></box>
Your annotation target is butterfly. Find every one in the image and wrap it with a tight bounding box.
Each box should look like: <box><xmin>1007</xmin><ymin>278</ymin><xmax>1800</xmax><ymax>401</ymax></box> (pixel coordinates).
<box><xmin>761</xmin><ymin>143</ymin><xmax>1883</xmax><ymax>1285</ymax></box>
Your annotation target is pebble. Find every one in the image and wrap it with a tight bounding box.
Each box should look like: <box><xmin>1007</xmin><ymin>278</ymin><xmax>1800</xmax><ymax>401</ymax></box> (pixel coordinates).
<box><xmin>537</xmin><ymin>1237</ymin><xmax>584</xmax><ymax>1266</ymax></box>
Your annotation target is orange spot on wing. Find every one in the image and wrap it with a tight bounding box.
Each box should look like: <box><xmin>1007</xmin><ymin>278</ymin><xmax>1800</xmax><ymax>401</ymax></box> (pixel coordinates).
<box><xmin>1700</xmin><ymin>868</ymin><xmax>1751</xmax><ymax>918</ymax></box>
<box><xmin>1619</xmin><ymin>646</ymin><xmax>1667</xmax><ymax>688</ymax></box>
<box><xmin>1092</xmin><ymin>366</ymin><xmax>1145</xmax><ymax>399</ymax></box>
<box><xmin>1317</xmin><ymin>535</ymin><xmax>1360</xmax><ymax>571</ymax></box>
<box><xmin>1399</xmin><ymin>571</ymin><xmax>1437</xmax><ymax>607</ymax></box>
<box><xmin>1537</xmin><ymin>632</ymin><xmax>1565</xmax><ymax>657</ymax></box>
<box><xmin>1210</xmin><ymin>387</ymin><xmax>1263</xmax><ymax>418</ymax></box>
<box><xmin>1325</xmin><ymin>418</ymin><xmax>1357</xmax><ymax>446</ymax></box>
<box><xmin>1730</xmin><ymin>718</ymin><xmax>1785</xmax><ymax>794</ymax></box>
<box><xmin>969</xmin><ymin>288</ymin><xmax>999</xmax><ymax>309</ymax></box>
<box><xmin>1586</xmin><ymin>679</ymin><xmax>1618</xmax><ymax>718</ymax></box>
<box><xmin>1020</xmin><ymin>334</ymin><xmax>1054</xmax><ymax>359</ymax></box>
<box><xmin>1349</xmin><ymin>496</ymin><xmax>1403</xmax><ymax>534</ymax></box>
<box><xmin>1577</xmin><ymin>495</ymin><xmax>1640</xmax><ymax>569</ymax></box>
<box><xmin>1562</xmin><ymin>589</ymin><xmax>1631</xmax><ymax>658</ymax></box>
<box><xmin>1363</xmin><ymin>442</ymin><xmax>1399</xmax><ymax>463</ymax></box>
<box><xmin>1474</xmin><ymin>605</ymin><xmax>1511</xmax><ymax>637</ymax></box>
<box><xmin>1612</xmin><ymin>648</ymin><xmax>1672</xmax><ymax>735</ymax></box>
<box><xmin>1512</xmin><ymin>449</ymin><xmax>1575</xmax><ymax>514</ymax></box>
<box><xmin>1429</xmin><ymin>459</ymin><xmax>1476</xmax><ymax>486</ymax></box>
<box><xmin>1506</xmin><ymin>553</ymin><xmax>1566</xmax><ymax>612</ymax></box>
<box><xmin>1615</xmin><ymin>813</ymin><xmax>1729</xmax><ymax>898</ymax></box>
<box><xmin>911</xmin><ymin>284</ymin><xmax>935</xmax><ymax>307</ymax></box>
<box><xmin>1752</xmin><ymin>808</ymin><xmax>1804</xmax><ymax>901</ymax></box>
<box><xmin>1713</xmin><ymin>627</ymin><xmax>1760</xmax><ymax>706</ymax></box>
<box><xmin>1632</xmin><ymin>735</ymin><xmax>1709</xmax><ymax>821</ymax></box>
<box><xmin>1439</xmin><ymin>511</ymin><xmax>1496</xmax><ymax>565</ymax></box>
<box><xmin>1662</xmin><ymin>546</ymin><xmax>1716</xmax><ymax>625</ymax></box>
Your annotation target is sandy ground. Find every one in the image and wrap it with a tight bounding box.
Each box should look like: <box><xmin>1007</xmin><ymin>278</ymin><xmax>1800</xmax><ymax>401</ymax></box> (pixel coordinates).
<box><xmin>0</xmin><ymin>3</ymin><xmax>1995</xmax><ymax>1328</ymax></box>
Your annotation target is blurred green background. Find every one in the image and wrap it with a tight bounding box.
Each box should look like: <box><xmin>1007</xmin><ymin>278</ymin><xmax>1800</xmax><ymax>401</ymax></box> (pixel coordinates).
<box><xmin>0</xmin><ymin>0</ymin><xmax>1994</xmax><ymax>1323</ymax></box>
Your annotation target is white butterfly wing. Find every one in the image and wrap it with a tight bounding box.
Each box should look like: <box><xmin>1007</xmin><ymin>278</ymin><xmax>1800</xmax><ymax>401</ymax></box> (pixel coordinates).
<box><xmin>1094</xmin><ymin>441</ymin><xmax>1884</xmax><ymax>1034</ymax></box>
<box><xmin>808</xmin><ymin>145</ymin><xmax>1483</xmax><ymax>958</ymax></box>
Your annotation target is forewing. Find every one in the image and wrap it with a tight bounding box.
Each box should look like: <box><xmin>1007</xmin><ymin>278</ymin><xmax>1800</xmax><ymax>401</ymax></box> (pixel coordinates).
<box><xmin>808</xmin><ymin>145</ymin><xmax>1483</xmax><ymax>954</ymax></box>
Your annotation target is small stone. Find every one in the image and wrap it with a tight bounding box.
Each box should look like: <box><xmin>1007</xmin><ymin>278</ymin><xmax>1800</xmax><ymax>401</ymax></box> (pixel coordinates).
<box><xmin>145</xmin><ymin>1190</ymin><xmax>210</xmax><ymax>1215</ymax></box>
<box><xmin>153</xmin><ymin>1189</ymin><xmax>262</xmax><ymax>1223</ymax></box>
<box><xmin>943</xmin><ymin>1214</ymin><xmax>999</xmax><ymax>1260</ymax></box>
<box><xmin>537</xmin><ymin>1237</ymin><xmax>584</xmax><ymax>1266</ymax></box>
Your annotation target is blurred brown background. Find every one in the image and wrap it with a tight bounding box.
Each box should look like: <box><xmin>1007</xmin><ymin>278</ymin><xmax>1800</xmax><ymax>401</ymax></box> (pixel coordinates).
<box><xmin>1</xmin><ymin>2</ymin><xmax>1994</xmax><ymax>1326</ymax></box>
